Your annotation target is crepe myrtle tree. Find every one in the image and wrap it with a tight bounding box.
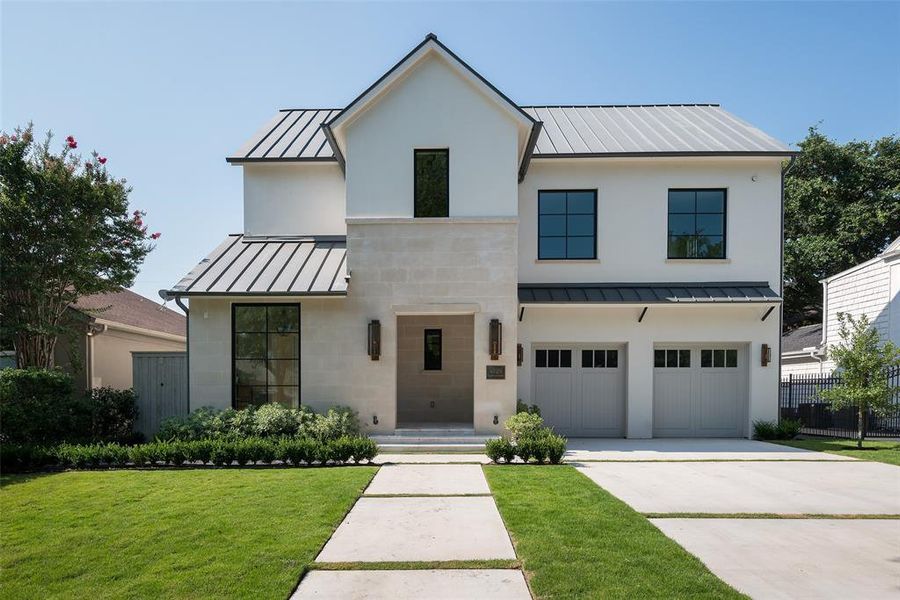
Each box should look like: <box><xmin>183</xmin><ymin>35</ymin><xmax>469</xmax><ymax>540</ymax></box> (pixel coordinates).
<box><xmin>0</xmin><ymin>125</ymin><xmax>161</xmax><ymax>367</ymax></box>
<box><xmin>819</xmin><ymin>313</ymin><xmax>900</xmax><ymax>448</ymax></box>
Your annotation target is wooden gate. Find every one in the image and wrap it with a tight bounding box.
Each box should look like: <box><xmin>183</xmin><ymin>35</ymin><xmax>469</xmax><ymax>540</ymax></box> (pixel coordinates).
<box><xmin>132</xmin><ymin>351</ymin><xmax>187</xmax><ymax>439</ymax></box>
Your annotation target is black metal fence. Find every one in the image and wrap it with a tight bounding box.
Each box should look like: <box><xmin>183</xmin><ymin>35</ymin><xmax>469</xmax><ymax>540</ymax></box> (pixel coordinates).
<box><xmin>779</xmin><ymin>365</ymin><xmax>900</xmax><ymax>438</ymax></box>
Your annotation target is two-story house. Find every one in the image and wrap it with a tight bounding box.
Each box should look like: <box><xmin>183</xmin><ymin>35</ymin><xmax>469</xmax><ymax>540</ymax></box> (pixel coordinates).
<box><xmin>164</xmin><ymin>34</ymin><xmax>794</xmax><ymax>438</ymax></box>
<box><xmin>781</xmin><ymin>236</ymin><xmax>900</xmax><ymax>376</ymax></box>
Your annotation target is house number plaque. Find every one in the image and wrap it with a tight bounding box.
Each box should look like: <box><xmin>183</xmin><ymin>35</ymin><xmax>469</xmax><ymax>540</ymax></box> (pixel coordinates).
<box><xmin>486</xmin><ymin>365</ymin><xmax>506</xmax><ymax>380</ymax></box>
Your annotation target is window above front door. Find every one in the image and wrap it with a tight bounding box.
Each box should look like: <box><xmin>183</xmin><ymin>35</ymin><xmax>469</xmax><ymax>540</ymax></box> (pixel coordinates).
<box><xmin>414</xmin><ymin>149</ymin><xmax>449</xmax><ymax>217</ymax></box>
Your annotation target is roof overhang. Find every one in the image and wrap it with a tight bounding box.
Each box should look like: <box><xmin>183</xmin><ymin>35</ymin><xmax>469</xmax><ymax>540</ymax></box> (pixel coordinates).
<box><xmin>323</xmin><ymin>33</ymin><xmax>540</xmax><ymax>181</ymax></box>
<box><xmin>518</xmin><ymin>282</ymin><xmax>782</xmax><ymax>305</ymax></box>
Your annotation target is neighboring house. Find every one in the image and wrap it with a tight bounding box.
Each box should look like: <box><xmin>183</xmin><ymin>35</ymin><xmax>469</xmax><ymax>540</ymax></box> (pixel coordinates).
<box><xmin>781</xmin><ymin>237</ymin><xmax>900</xmax><ymax>377</ymax></box>
<box><xmin>164</xmin><ymin>34</ymin><xmax>794</xmax><ymax>438</ymax></box>
<box><xmin>55</xmin><ymin>288</ymin><xmax>186</xmax><ymax>393</ymax></box>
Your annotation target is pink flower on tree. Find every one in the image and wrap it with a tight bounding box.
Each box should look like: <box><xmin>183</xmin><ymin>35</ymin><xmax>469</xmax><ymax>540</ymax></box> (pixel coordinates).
<box><xmin>98</xmin><ymin>156</ymin><xmax>107</xmax><ymax>165</ymax></box>
<box><xmin>150</xmin><ymin>232</ymin><xmax>161</xmax><ymax>240</ymax></box>
<box><xmin>65</xmin><ymin>135</ymin><xmax>77</xmax><ymax>148</ymax></box>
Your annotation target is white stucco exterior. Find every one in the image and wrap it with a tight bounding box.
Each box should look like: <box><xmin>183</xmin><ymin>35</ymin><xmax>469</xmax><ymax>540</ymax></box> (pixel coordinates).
<box><xmin>176</xmin><ymin>35</ymin><xmax>792</xmax><ymax>438</ymax></box>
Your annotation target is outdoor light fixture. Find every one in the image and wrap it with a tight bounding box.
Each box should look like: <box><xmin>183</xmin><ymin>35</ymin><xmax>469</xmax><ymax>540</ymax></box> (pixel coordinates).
<box><xmin>372</xmin><ymin>415</ymin><xmax>379</xmax><ymax>425</ymax></box>
<box><xmin>761</xmin><ymin>343</ymin><xmax>771</xmax><ymax>367</ymax></box>
<box><xmin>517</xmin><ymin>343</ymin><xmax>523</xmax><ymax>366</ymax></box>
<box><xmin>367</xmin><ymin>320</ymin><xmax>381</xmax><ymax>361</ymax></box>
<box><xmin>493</xmin><ymin>415</ymin><xmax>499</xmax><ymax>425</ymax></box>
<box><xmin>489</xmin><ymin>319</ymin><xmax>502</xmax><ymax>360</ymax></box>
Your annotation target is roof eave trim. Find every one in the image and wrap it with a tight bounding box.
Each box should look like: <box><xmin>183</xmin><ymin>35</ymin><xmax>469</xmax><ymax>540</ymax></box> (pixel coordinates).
<box><xmin>225</xmin><ymin>156</ymin><xmax>338</xmax><ymax>165</ymax></box>
<box><xmin>531</xmin><ymin>151</ymin><xmax>798</xmax><ymax>159</ymax></box>
<box><xmin>161</xmin><ymin>290</ymin><xmax>348</xmax><ymax>298</ymax></box>
<box><xmin>321</xmin><ymin>123</ymin><xmax>345</xmax><ymax>175</ymax></box>
<box><xmin>517</xmin><ymin>299</ymin><xmax>782</xmax><ymax>305</ymax></box>
<box><xmin>518</xmin><ymin>121</ymin><xmax>543</xmax><ymax>183</ymax></box>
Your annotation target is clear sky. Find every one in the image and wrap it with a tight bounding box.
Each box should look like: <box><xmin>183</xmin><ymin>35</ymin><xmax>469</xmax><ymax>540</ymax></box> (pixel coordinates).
<box><xmin>3</xmin><ymin>1</ymin><xmax>899</xmax><ymax>307</ymax></box>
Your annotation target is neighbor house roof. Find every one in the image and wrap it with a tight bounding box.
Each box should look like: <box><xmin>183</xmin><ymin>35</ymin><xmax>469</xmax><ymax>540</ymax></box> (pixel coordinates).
<box><xmin>169</xmin><ymin>234</ymin><xmax>348</xmax><ymax>296</ymax></box>
<box><xmin>781</xmin><ymin>323</ymin><xmax>823</xmax><ymax>354</ymax></box>
<box><xmin>518</xmin><ymin>282</ymin><xmax>781</xmax><ymax>304</ymax></box>
<box><xmin>228</xmin><ymin>104</ymin><xmax>794</xmax><ymax>164</ymax></box>
<box><xmin>71</xmin><ymin>288</ymin><xmax>186</xmax><ymax>337</ymax></box>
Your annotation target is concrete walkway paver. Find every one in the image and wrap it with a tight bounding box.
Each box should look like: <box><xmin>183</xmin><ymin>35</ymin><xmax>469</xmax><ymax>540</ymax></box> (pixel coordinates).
<box><xmin>316</xmin><ymin>496</ymin><xmax>515</xmax><ymax>562</ymax></box>
<box><xmin>375</xmin><ymin>453</ymin><xmax>491</xmax><ymax>464</ymax></box>
<box><xmin>577</xmin><ymin>460</ymin><xmax>900</xmax><ymax>514</ymax></box>
<box><xmin>364</xmin><ymin>464</ymin><xmax>490</xmax><ymax>495</ymax></box>
<box><xmin>652</xmin><ymin>518</ymin><xmax>900</xmax><ymax>600</ymax></box>
<box><xmin>292</xmin><ymin>569</ymin><xmax>530</xmax><ymax>599</ymax></box>
<box><xmin>566</xmin><ymin>438</ymin><xmax>855</xmax><ymax>461</ymax></box>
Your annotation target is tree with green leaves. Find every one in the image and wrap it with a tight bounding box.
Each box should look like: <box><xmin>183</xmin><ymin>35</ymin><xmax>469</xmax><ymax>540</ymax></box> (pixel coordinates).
<box><xmin>819</xmin><ymin>313</ymin><xmax>900</xmax><ymax>448</ymax></box>
<box><xmin>783</xmin><ymin>127</ymin><xmax>900</xmax><ymax>328</ymax></box>
<box><xmin>0</xmin><ymin>125</ymin><xmax>160</xmax><ymax>368</ymax></box>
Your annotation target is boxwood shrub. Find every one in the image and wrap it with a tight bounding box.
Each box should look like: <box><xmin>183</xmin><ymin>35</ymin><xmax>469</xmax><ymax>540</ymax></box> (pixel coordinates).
<box><xmin>486</xmin><ymin>412</ymin><xmax>567</xmax><ymax>464</ymax></box>
<box><xmin>1</xmin><ymin>435</ymin><xmax>379</xmax><ymax>473</ymax></box>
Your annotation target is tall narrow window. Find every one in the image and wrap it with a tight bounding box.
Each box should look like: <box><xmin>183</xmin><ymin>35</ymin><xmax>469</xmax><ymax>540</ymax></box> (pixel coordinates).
<box><xmin>233</xmin><ymin>304</ymin><xmax>300</xmax><ymax>410</ymax></box>
<box><xmin>424</xmin><ymin>329</ymin><xmax>442</xmax><ymax>370</ymax></box>
<box><xmin>667</xmin><ymin>189</ymin><xmax>726</xmax><ymax>259</ymax></box>
<box><xmin>538</xmin><ymin>190</ymin><xmax>597</xmax><ymax>259</ymax></box>
<box><xmin>414</xmin><ymin>149</ymin><xmax>449</xmax><ymax>217</ymax></box>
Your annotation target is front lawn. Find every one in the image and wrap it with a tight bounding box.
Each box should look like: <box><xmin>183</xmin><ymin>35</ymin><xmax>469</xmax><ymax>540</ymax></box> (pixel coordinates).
<box><xmin>774</xmin><ymin>439</ymin><xmax>900</xmax><ymax>466</ymax></box>
<box><xmin>1</xmin><ymin>468</ymin><xmax>376</xmax><ymax>599</ymax></box>
<box><xmin>485</xmin><ymin>465</ymin><xmax>745</xmax><ymax>599</ymax></box>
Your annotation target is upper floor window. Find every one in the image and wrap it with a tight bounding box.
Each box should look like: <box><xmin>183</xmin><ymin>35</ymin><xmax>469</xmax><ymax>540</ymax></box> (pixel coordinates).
<box><xmin>667</xmin><ymin>189</ymin><xmax>726</xmax><ymax>259</ymax></box>
<box><xmin>414</xmin><ymin>149</ymin><xmax>449</xmax><ymax>217</ymax></box>
<box><xmin>538</xmin><ymin>190</ymin><xmax>596</xmax><ymax>260</ymax></box>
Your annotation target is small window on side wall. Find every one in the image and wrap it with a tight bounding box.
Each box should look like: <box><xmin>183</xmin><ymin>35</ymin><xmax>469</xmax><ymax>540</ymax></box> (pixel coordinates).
<box><xmin>668</xmin><ymin>189</ymin><xmax>726</xmax><ymax>259</ymax></box>
<box><xmin>414</xmin><ymin>149</ymin><xmax>449</xmax><ymax>217</ymax></box>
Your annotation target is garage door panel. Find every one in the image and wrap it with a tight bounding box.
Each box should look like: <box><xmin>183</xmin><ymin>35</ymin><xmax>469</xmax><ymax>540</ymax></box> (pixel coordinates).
<box><xmin>534</xmin><ymin>371</ymin><xmax>574</xmax><ymax>432</ymax></box>
<box><xmin>698</xmin><ymin>372</ymin><xmax>741</xmax><ymax>436</ymax></box>
<box><xmin>580</xmin><ymin>370</ymin><xmax>625</xmax><ymax>436</ymax></box>
<box><xmin>653</xmin><ymin>371</ymin><xmax>693</xmax><ymax>434</ymax></box>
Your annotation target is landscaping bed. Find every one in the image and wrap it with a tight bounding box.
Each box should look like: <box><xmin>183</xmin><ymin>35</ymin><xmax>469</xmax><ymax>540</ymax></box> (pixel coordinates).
<box><xmin>484</xmin><ymin>465</ymin><xmax>745</xmax><ymax>599</ymax></box>
<box><xmin>0</xmin><ymin>468</ymin><xmax>376</xmax><ymax>599</ymax></box>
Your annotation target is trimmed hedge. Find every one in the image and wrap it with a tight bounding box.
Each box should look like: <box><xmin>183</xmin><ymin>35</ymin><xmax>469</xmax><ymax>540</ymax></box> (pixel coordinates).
<box><xmin>485</xmin><ymin>432</ymin><xmax>567</xmax><ymax>465</ymax></box>
<box><xmin>0</xmin><ymin>435</ymin><xmax>378</xmax><ymax>473</ymax></box>
<box><xmin>753</xmin><ymin>418</ymin><xmax>803</xmax><ymax>441</ymax></box>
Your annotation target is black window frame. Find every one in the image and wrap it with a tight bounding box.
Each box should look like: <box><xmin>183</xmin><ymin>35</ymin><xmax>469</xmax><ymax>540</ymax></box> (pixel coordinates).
<box><xmin>537</xmin><ymin>189</ymin><xmax>598</xmax><ymax>260</ymax></box>
<box><xmin>424</xmin><ymin>328</ymin><xmax>442</xmax><ymax>371</ymax></box>
<box><xmin>231</xmin><ymin>303</ymin><xmax>301</xmax><ymax>410</ymax></box>
<box><xmin>654</xmin><ymin>348</ymin><xmax>691</xmax><ymax>368</ymax></box>
<box><xmin>535</xmin><ymin>349</ymin><xmax>573</xmax><ymax>368</ymax></box>
<box><xmin>414</xmin><ymin>149</ymin><xmax>449</xmax><ymax>218</ymax></box>
<box><xmin>667</xmin><ymin>188</ymin><xmax>727</xmax><ymax>260</ymax></box>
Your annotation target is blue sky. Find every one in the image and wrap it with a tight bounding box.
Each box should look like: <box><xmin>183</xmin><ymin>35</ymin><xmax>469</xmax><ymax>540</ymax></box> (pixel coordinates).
<box><xmin>3</xmin><ymin>1</ymin><xmax>899</xmax><ymax>307</ymax></box>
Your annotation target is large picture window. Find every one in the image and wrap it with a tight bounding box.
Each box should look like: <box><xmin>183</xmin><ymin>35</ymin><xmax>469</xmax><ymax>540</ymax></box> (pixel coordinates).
<box><xmin>233</xmin><ymin>304</ymin><xmax>300</xmax><ymax>410</ymax></box>
<box><xmin>667</xmin><ymin>189</ymin><xmax>726</xmax><ymax>259</ymax></box>
<box><xmin>538</xmin><ymin>190</ymin><xmax>597</xmax><ymax>259</ymax></box>
<box><xmin>414</xmin><ymin>149</ymin><xmax>449</xmax><ymax>217</ymax></box>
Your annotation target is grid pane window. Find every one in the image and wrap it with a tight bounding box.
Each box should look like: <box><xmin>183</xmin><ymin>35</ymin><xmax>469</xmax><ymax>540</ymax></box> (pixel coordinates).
<box><xmin>414</xmin><ymin>149</ymin><xmax>449</xmax><ymax>217</ymax></box>
<box><xmin>701</xmin><ymin>348</ymin><xmax>739</xmax><ymax>368</ymax></box>
<box><xmin>536</xmin><ymin>349</ymin><xmax>572</xmax><ymax>368</ymax></box>
<box><xmin>654</xmin><ymin>349</ymin><xmax>691</xmax><ymax>368</ymax></box>
<box><xmin>667</xmin><ymin>189</ymin><xmax>726</xmax><ymax>259</ymax></box>
<box><xmin>233</xmin><ymin>304</ymin><xmax>300</xmax><ymax>410</ymax></box>
<box><xmin>581</xmin><ymin>349</ymin><xmax>619</xmax><ymax>368</ymax></box>
<box><xmin>538</xmin><ymin>190</ymin><xmax>596</xmax><ymax>259</ymax></box>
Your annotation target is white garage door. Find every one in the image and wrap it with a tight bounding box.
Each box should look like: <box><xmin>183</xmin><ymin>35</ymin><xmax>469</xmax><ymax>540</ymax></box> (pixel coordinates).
<box><xmin>532</xmin><ymin>345</ymin><xmax>626</xmax><ymax>437</ymax></box>
<box><xmin>653</xmin><ymin>345</ymin><xmax>747</xmax><ymax>437</ymax></box>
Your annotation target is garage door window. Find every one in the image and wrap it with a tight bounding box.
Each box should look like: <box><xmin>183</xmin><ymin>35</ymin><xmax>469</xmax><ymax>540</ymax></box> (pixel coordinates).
<box><xmin>654</xmin><ymin>349</ymin><xmax>691</xmax><ymax>368</ymax></box>
<box><xmin>582</xmin><ymin>349</ymin><xmax>618</xmax><ymax>368</ymax></box>
<box><xmin>701</xmin><ymin>349</ymin><xmax>738</xmax><ymax>368</ymax></box>
<box><xmin>535</xmin><ymin>349</ymin><xmax>572</xmax><ymax>368</ymax></box>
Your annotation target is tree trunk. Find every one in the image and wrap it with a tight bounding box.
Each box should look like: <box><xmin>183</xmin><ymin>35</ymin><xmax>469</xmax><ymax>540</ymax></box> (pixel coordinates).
<box><xmin>857</xmin><ymin>404</ymin><xmax>865</xmax><ymax>449</ymax></box>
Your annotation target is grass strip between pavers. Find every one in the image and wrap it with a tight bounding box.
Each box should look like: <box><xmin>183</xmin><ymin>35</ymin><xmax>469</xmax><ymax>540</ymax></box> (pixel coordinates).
<box><xmin>484</xmin><ymin>464</ymin><xmax>747</xmax><ymax>600</ymax></box>
<box><xmin>310</xmin><ymin>559</ymin><xmax>521</xmax><ymax>570</ymax></box>
<box><xmin>570</xmin><ymin>458</ymin><xmax>850</xmax><ymax>463</ymax></box>
<box><xmin>643</xmin><ymin>512</ymin><xmax>900</xmax><ymax>519</ymax></box>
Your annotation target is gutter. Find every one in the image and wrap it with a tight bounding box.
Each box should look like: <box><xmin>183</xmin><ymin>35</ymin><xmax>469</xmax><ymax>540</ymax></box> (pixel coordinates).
<box><xmin>159</xmin><ymin>290</ymin><xmax>190</xmax><ymax>409</ymax></box>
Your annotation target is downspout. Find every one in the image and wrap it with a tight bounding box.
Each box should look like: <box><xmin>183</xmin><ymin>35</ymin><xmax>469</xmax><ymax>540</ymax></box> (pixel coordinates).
<box><xmin>174</xmin><ymin>295</ymin><xmax>190</xmax><ymax>410</ymax></box>
<box><xmin>85</xmin><ymin>322</ymin><xmax>107</xmax><ymax>389</ymax></box>
<box><xmin>778</xmin><ymin>156</ymin><xmax>797</xmax><ymax>385</ymax></box>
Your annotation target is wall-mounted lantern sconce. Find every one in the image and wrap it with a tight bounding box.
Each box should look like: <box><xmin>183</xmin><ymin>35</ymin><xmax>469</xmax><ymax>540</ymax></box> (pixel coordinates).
<box><xmin>761</xmin><ymin>343</ymin><xmax>771</xmax><ymax>367</ymax></box>
<box><xmin>372</xmin><ymin>414</ymin><xmax>379</xmax><ymax>425</ymax></box>
<box><xmin>493</xmin><ymin>415</ymin><xmax>499</xmax><ymax>425</ymax></box>
<box><xmin>517</xmin><ymin>343</ymin><xmax>523</xmax><ymax>367</ymax></box>
<box><xmin>367</xmin><ymin>320</ymin><xmax>381</xmax><ymax>361</ymax></box>
<box><xmin>489</xmin><ymin>319</ymin><xmax>502</xmax><ymax>360</ymax></box>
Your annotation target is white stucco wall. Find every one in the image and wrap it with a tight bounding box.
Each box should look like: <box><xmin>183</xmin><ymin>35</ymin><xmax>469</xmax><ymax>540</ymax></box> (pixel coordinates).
<box><xmin>344</xmin><ymin>54</ymin><xmax>520</xmax><ymax>218</ymax></box>
<box><xmin>243</xmin><ymin>163</ymin><xmax>346</xmax><ymax>236</ymax></box>
<box><xmin>517</xmin><ymin>304</ymin><xmax>781</xmax><ymax>438</ymax></box>
<box><xmin>519</xmin><ymin>157</ymin><xmax>783</xmax><ymax>287</ymax></box>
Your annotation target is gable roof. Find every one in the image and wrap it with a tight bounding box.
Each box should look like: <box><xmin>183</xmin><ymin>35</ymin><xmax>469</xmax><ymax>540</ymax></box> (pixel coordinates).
<box><xmin>781</xmin><ymin>323</ymin><xmax>823</xmax><ymax>354</ymax></box>
<box><xmin>71</xmin><ymin>288</ymin><xmax>186</xmax><ymax>337</ymax></box>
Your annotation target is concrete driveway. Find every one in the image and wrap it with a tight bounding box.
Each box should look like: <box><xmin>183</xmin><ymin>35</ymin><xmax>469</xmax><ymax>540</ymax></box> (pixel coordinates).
<box><xmin>574</xmin><ymin>439</ymin><xmax>900</xmax><ymax>599</ymax></box>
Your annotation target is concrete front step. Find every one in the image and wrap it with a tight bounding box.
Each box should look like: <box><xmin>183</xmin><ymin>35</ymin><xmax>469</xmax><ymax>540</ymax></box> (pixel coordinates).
<box><xmin>376</xmin><ymin>443</ymin><xmax>489</xmax><ymax>454</ymax></box>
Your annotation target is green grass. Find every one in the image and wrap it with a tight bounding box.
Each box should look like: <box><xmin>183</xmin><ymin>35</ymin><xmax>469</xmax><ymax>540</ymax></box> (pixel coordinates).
<box><xmin>485</xmin><ymin>465</ymin><xmax>746</xmax><ymax>600</ymax></box>
<box><xmin>1</xmin><ymin>468</ymin><xmax>376</xmax><ymax>599</ymax></box>
<box><xmin>774</xmin><ymin>439</ymin><xmax>900</xmax><ymax>465</ymax></box>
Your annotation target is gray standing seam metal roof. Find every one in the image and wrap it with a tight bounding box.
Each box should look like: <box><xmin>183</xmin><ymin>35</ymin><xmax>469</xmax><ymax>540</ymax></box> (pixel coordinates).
<box><xmin>227</xmin><ymin>104</ymin><xmax>793</xmax><ymax>163</ymax></box>
<box><xmin>171</xmin><ymin>235</ymin><xmax>348</xmax><ymax>296</ymax></box>
<box><xmin>518</xmin><ymin>282</ymin><xmax>781</xmax><ymax>304</ymax></box>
